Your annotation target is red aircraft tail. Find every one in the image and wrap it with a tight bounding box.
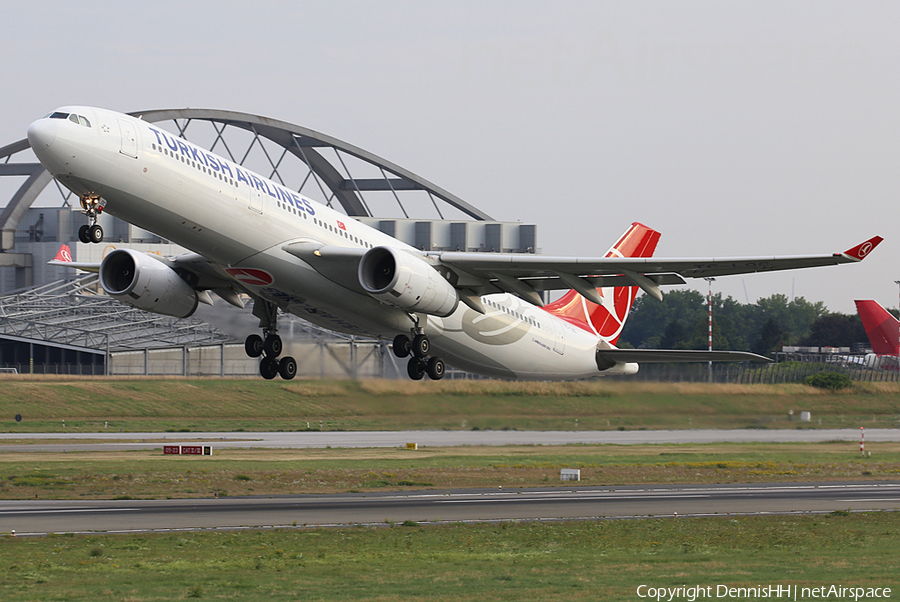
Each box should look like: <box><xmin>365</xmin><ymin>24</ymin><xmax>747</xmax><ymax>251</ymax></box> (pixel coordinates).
<box><xmin>544</xmin><ymin>222</ymin><xmax>661</xmax><ymax>345</ymax></box>
<box><xmin>54</xmin><ymin>244</ymin><xmax>73</xmax><ymax>263</ymax></box>
<box><xmin>855</xmin><ymin>300</ymin><xmax>899</xmax><ymax>356</ymax></box>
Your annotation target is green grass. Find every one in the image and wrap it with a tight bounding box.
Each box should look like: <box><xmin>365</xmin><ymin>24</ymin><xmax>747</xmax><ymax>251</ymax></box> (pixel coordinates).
<box><xmin>2</xmin><ymin>378</ymin><xmax>896</xmax><ymax>598</ymax></box>
<box><xmin>2</xmin><ymin>378</ymin><xmax>900</xmax><ymax>433</ymax></box>
<box><xmin>1</xmin><ymin>512</ymin><xmax>897</xmax><ymax>601</ymax></box>
<box><xmin>2</xmin><ymin>441</ymin><xmax>898</xmax><ymax>499</ymax></box>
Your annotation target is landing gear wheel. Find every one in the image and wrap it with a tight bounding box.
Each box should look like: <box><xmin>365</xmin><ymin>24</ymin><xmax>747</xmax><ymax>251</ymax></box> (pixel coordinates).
<box><xmin>407</xmin><ymin>357</ymin><xmax>426</xmax><ymax>380</ymax></box>
<box><xmin>412</xmin><ymin>334</ymin><xmax>430</xmax><ymax>359</ymax></box>
<box><xmin>279</xmin><ymin>356</ymin><xmax>297</xmax><ymax>380</ymax></box>
<box><xmin>259</xmin><ymin>357</ymin><xmax>279</xmax><ymax>380</ymax></box>
<box><xmin>426</xmin><ymin>356</ymin><xmax>445</xmax><ymax>380</ymax></box>
<box><xmin>88</xmin><ymin>224</ymin><xmax>103</xmax><ymax>243</ymax></box>
<box><xmin>78</xmin><ymin>225</ymin><xmax>90</xmax><ymax>244</ymax></box>
<box><xmin>392</xmin><ymin>334</ymin><xmax>411</xmax><ymax>358</ymax></box>
<box><xmin>264</xmin><ymin>334</ymin><xmax>283</xmax><ymax>358</ymax></box>
<box><xmin>245</xmin><ymin>334</ymin><xmax>264</xmax><ymax>358</ymax></box>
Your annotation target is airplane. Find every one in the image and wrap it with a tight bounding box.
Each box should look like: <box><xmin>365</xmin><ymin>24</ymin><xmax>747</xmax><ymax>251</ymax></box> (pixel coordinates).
<box><xmin>854</xmin><ymin>300</ymin><xmax>899</xmax><ymax>370</ymax></box>
<box><xmin>27</xmin><ymin>106</ymin><xmax>883</xmax><ymax>381</ymax></box>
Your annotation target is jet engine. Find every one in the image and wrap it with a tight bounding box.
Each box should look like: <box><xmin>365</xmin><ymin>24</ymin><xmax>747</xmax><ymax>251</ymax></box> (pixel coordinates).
<box><xmin>99</xmin><ymin>249</ymin><xmax>199</xmax><ymax>319</ymax></box>
<box><xmin>358</xmin><ymin>246</ymin><xmax>459</xmax><ymax>317</ymax></box>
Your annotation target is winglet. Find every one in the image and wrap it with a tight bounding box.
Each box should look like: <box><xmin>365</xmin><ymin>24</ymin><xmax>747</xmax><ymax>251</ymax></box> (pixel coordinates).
<box><xmin>841</xmin><ymin>236</ymin><xmax>883</xmax><ymax>261</ymax></box>
<box><xmin>54</xmin><ymin>244</ymin><xmax>73</xmax><ymax>263</ymax></box>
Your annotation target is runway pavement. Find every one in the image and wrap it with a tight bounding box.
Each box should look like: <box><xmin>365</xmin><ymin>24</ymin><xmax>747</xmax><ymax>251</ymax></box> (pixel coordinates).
<box><xmin>1</xmin><ymin>428</ymin><xmax>897</xmax><ymax>452</ymax></box>
<box><xmin>2</xmin><ymin>482</ymin><xmax>899</xmax><ymax>536</ymax></box>
<box><xmin>3</xmin><ymin>429</ymin><xmax>897</xmax><ymax>534</ymax></box>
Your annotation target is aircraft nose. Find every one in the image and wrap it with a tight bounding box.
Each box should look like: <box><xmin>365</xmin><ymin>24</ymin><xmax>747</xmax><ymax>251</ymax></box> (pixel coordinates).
<box><xmin>27</xmin><ymin>117</ymin><xmax>58</xmax><ymax>151</ymax></box>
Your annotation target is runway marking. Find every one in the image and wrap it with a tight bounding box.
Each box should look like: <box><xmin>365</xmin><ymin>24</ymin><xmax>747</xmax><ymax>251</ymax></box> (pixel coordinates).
<box><xmin>837</xmin><ymin>498</ymin><xmax>900</xmax><ymax>503</ymax></box>
<box><xmin>0</xmin><ymin>508</ymin><xmax>138</xmax><ymax>515</ymax></box>
<box><xmin>438</xmin><ymin>494</ymin><xmax>712</xmax><ymax>504</ymax></box>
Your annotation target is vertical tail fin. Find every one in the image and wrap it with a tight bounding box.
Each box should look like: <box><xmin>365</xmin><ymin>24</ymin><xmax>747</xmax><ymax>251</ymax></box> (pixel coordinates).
<box><xmin>544</xmin><ymin>222</ymin><xmax>661</xmax><ymax>345</ymax></box>
<box><xmin>54</xmin><ymin>244</ymin><xmax>73</xmax><ymax>263</ymax></box>
<box><xmin>855</xmin><ymin>300</ymin><xmax>899</xmax><ymax>356</ymax></box>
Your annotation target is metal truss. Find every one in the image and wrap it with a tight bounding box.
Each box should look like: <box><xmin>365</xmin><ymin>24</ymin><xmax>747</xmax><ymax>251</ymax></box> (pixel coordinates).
<box><xmin>2</xmin><ymin>107</ymin><xmax>492</xmax><ymax>252</ymax></box>
<box><xmin>0</xmin><ymin>274</ymin><xmax>233</xmax><ymax>352</ymax></box>
<box><xmin>0</xmin><ymin>272</ymin><xmax>380</xmax><ymax>354</ymax></box>
<box><xmin>137</xmin><ymin>108</ymin><xmax>491</xmax><ymax>220</ymax></box>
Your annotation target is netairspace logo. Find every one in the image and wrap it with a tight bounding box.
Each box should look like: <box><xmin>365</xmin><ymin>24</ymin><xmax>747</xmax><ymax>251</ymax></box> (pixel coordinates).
<box><xmin>636</xmin><ymin>584</ymin><xmax>892</xmax><ymax>601</ymax></box>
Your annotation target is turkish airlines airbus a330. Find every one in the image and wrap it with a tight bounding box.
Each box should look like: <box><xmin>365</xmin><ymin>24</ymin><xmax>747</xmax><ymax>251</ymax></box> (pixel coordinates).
<box><xmin>27</xmin><ymin>107</ymin><xmax>882</xmax><ymax>380</ymax></box>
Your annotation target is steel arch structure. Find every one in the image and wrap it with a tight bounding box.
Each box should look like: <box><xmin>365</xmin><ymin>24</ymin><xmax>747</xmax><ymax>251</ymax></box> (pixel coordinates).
<box><xmin>1</xmin><ymin>108</ymin><xmax>492</xmax><ymax>250</ymax></box>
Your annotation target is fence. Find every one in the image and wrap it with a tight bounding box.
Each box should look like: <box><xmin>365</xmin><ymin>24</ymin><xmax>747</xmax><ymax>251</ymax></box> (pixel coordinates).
<box><xmin>3</xmin><ymin>352</ymin><xmax>896</xmax><ymax>383</ymax></box>
<box><xmin>107</xmin><ymin>340</ymin><xmax>392</xmax><ymax>379</ymax></box>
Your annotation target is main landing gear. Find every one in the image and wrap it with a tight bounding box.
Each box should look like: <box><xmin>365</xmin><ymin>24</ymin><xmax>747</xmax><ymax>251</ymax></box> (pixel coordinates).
<box><xmin>78</xmin><ymin>194</ymin><xmax>104</xmax><ymax>244</ymax></box>
<box><xmin>392</xmin><ymin>331</ymin><xmax>445</xmax><ymax>381</ymax></box>
<box><xmin>244</xmin><ymin>299</ymin><xmax>296</xmax><ymax>380</ymax></box>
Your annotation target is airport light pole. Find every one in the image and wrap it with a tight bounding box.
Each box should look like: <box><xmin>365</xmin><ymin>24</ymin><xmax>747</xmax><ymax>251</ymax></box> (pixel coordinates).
<box><xmin>705</xmin><ymin>277</ymin><xmax>715</xmax><ymax>383</ymax></box>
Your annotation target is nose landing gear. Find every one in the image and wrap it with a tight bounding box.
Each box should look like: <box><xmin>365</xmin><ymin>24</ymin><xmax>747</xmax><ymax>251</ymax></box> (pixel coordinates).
<box><xmin>78</xmin><ymin>195</ymin><xmax>104</xmax><ymax>243</ymax></box>
<box><xmin>244</xmin><ymin>299</ymin><xmax>296</xmax><ymax>380</ymax></box>
<box><xmin>392</xmin><ymin>332</ymin><xmax>445</xmax><ymax>380</ymax></box>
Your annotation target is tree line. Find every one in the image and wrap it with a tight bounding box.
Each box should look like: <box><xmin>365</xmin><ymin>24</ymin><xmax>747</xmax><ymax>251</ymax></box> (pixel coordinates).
<box><xmin>618</xmin><ymin>290</ymin><xmax>878</xmax><ymax>356</ymax></box>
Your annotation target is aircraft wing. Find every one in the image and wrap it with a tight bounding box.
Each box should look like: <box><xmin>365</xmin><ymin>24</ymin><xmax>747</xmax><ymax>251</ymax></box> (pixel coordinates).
<box><xmin>48</xmin><ymin>245</ymin><xmax>246</xmax><ymax>308</ymax></box>
<box><xmin>437</xmin><ymin>235</ymin><xmax>883</xmax><ymax>303</ymax></box>
<box><xmin>596</xmin><ymin>349</ymin><xmax>771</xmax><ymax>364</ymax></box>
<box><xmin>48</xmin><ymin>259</ymin><xmax>101</xmax><ymax>272</ymax></box>
<box><xmin>47</xmin><ymin>244</ymin><xmax>100</xmax><ymax>272</ymax></box>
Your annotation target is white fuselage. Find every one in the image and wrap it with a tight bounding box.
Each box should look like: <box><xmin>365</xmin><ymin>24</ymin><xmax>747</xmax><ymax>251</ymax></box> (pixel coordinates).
<box><xmin>28</xmin><ymin>106</ymin><xmax>622</xmax><ymax>379</ymax></box>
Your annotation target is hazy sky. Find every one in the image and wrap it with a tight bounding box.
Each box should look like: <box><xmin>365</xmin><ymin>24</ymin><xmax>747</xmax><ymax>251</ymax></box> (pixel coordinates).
<box><xmin>3</xmin><ymin>1</ymin><xmax>898</xmax><ymax>313</ymax></box>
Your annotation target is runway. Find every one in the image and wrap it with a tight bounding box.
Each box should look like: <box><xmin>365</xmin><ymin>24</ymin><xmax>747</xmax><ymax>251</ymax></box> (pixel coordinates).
<box><xmin>3</xmin><ymin>430</ymin><xmax>898</xmax><ymax>535</ymax></box>
<box><xmin>1</xmin><ymin>428</ymin><xmax>897</xmax><ymax>452</ymax></box>
<box><xmin>2</xmin><ymin>482</ymin><xmax>899</xmax><ymax>536</ymax></box>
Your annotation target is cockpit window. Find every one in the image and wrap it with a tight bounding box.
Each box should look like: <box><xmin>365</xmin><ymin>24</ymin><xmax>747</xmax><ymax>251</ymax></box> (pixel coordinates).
<box><xmin>65</xmin><ymin>113</ymin><xmax>91</xmax><ymax>127</ymax></box>
<box><xmin>49</xmin><ymin>112</ymin><xmax>69</xmax><ymax>119</ymax></box>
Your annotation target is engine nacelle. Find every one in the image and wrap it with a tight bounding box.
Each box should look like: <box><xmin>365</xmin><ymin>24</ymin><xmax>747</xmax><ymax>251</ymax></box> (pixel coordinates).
<box><xmin>99</xmin><ymin>249</ymin><xmax>199</xmax><ymax>319</ymax></box>
<box><xmin>358</xmin><ymin>246</ymin><xmax>459</xmax><ymax>317</ymax></box>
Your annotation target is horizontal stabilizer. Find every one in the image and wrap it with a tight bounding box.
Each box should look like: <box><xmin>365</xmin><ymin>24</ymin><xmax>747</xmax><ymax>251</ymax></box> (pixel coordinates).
<box><xmin>47</xmin><ymin>243</ymin><xmax>101</xmax><ymax>271</ymax></box>
<box><xmin>48</xmin><ymin>259</ymin><xmax>100</xmax><ymax>272</ymax></box>
<box><xmin>596</xmin><ymin>349</ymin><xmax>771</xmax><ymax>364</ymax></box>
